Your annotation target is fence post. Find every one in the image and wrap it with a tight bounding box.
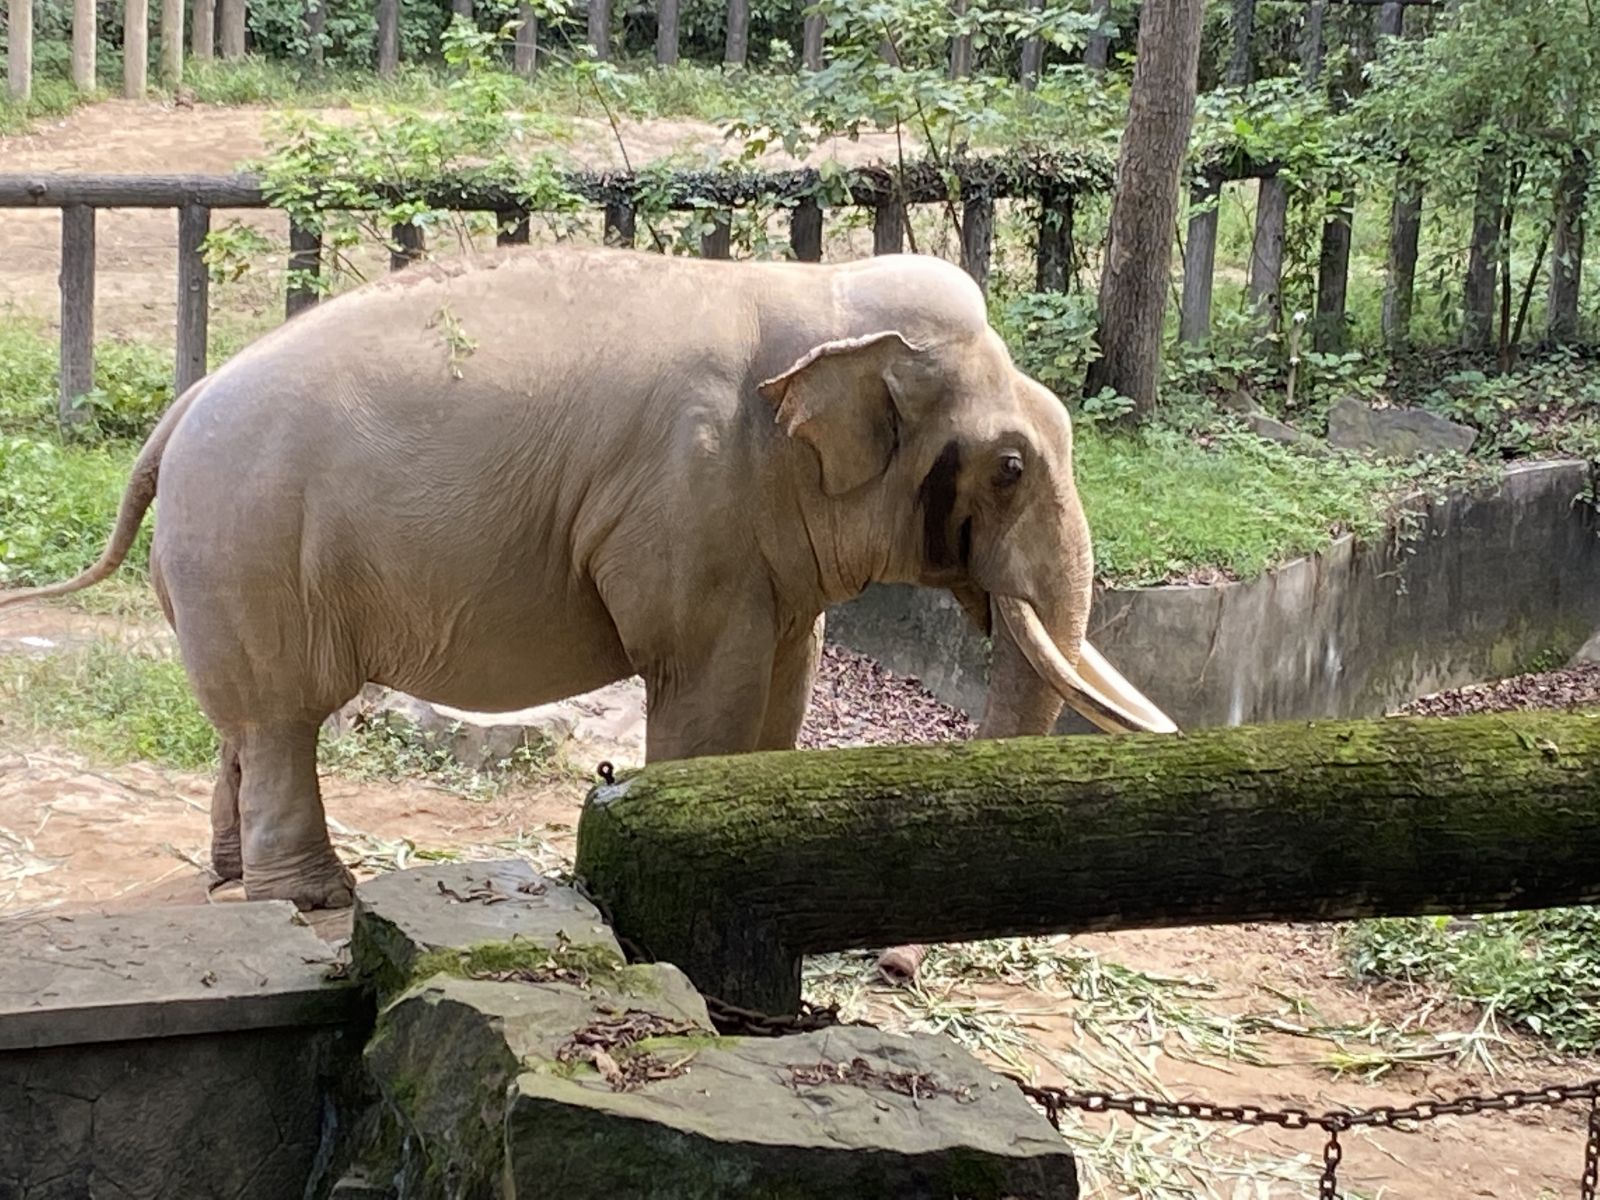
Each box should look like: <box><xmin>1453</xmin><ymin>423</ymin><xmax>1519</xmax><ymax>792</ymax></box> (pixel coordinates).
<box><xmin>7</xmin><ymin>0</ymin><xmax>31</xmax><ymax>100</ymax></box>
<box><xmin>125</xmin><ymin>0</ymin><xmax>149</xmax><ymax>97</ymax></box>
<box><xmin>701</xmin><ymin>212</ymin><xmax>732</xmax><ymax>259</ymax></box>
<box><xmin>376</xmin><ymin>0</ymin><xmax>398</xmax><ymax>76</ymax></box>
<box><xmin>59</xmin><ymin>206</ymin><xmax>97</xmax><ymax>430</ymax></box>
<box><xmin>496</xmin><ymin>211</ymin><xmax>530</xmax><ymax>245</ymax></box>
<box><xmin>285</xmin><ymin>220</ymin><xmax>321</xmax><ymax>319</ymax></box>
<box><xmin>176</xmin><ymin>204</ymin><xmax>211</xmax><ymax>396</ymax></box>
<box><xmin>959</xmin><ymin>194</ymin><xmax>993</xmax><ymax>293</ymax></box>
<box><xmin>603</xmin><ymin>199</ymin><xmax>636</xmax><ymax>248</ymax></box>
<box><xmin>1035</xmin><ymin>187</ymin><xmax>1073</xmax><ymax>292</ymax></box>
<box><xmin>587</xmin><ymin>0</ymin><xmax>610</xmax><ymax>60</ymax></box>
<box><xmin>161</xmin><ymin>0</ymin><xmax>185</xmax><ymax>83</ymax></box>
<box><xmin>1018</xmin><ymin>0</ymin><xmax>1043</xmax><ymax>89</ymax></box>
<box><xmin>948</xmin><ymin>0</ymin><xmax>971</xmax><ymax>78</ymax></box>
<box><xmin>656</xmin><ymin>0</ymin><xmax>679</xmax><ymax>65</ymax></box>
<box><xmin>1178</xmin><ymin>175</ymin><xmax>1218</xmax><ymax>343</ymax></box>
<box><xmin>191</xmin><ymin>0</ymin><xmax>214</xmax><ymax>59</ymax></box>
<box><xmin>802</xmin><ymin>11</ymin><xmax>824</xmax><ymax>70</ymax></box>
<box><xmin>514</xmin><ymin>2</ymin><xmax>537</xmax><ymax>75</ymax></box>
<box><xmin>873</xmin><ymin>199</ymin><xmax>904</xmax><ymax>255</ymax></box>
<box><xmin>72</xmin><ymin>0</ymin><xmax>96</xmax><ymax>90</ymax></box>
<box><xmin>790</xmin><ymin>196</ymin><xmax>822</xmax><ymax>262</ymax></box>
<box><xmin>390</xmin><ymin>222</ymin><xmax>425</xmax><ymax>271</ymax></box>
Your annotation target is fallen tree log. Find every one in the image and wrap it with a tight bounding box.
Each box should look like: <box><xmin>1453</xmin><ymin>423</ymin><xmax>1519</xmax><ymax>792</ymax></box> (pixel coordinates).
<box><xmin>574</xmin><ymin>712</ymin><xmax>1600</xmax><ymax>1015</ymax></box>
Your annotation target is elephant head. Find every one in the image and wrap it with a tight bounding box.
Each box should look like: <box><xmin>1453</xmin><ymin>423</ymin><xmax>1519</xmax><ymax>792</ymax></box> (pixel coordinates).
<box><xmin>758</xmin><ymin>260</ymin><xmax>1175</xmax><ymax>742</ymax></box>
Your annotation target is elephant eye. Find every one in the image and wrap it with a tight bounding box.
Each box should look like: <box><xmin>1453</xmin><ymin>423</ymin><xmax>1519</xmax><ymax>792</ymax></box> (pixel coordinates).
<box><xmin>995</xmin><ymin>452</ymin><xmax>1024</xmax><ymax>489</ymax></box>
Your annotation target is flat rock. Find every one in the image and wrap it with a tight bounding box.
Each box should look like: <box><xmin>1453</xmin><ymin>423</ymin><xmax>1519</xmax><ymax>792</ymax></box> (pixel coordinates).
<box><xmin>507</xmin><ymin>1023</ymin><xmax>1078</xmax><ymax>1198</ymax></box>
<box><xmin>365</xmin><ymin>974</ymin><xmax>716</xmax><ymax>1197</ymax></box>
<box><xmin>0</xmin><ymin>902</ymin><xmax>361</xmax><ymax>1050</ymax></box>
<box><xmin>1246</xmin><ymin>411</ymin><xmax>1322</xmax><ymax>450</ymax></box>
<box><xmin>1326</xmin><ymin>397</ymin><xmax>1477</xmax><ymax>459</ymax></box>
<box><xmin>351</xmin><ymin>860</ymin><xmax>627</xmax><ymax>1001</ymax></box>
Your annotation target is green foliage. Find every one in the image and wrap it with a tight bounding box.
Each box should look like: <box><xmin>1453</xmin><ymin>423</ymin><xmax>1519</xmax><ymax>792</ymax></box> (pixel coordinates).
<box><xmin>1347</xmin><ymin>909</ymin><xmax>1600</xmax><ymax>1051</ymax></box>
<box><xmin>0</xmin><ymin>437</ymin><xmax>146</xmax><ymax>588</ymax></box>
<box><xmin>1412</xmin><ymin>349</ymin><xmax>1600</xmax><ymax>459</ymax></box>
<box><xmin>3</xmin><ymin>640</ymin><xmax>217</xmax><ymax>768</ymax></box>
<box><xmin>990</xmin><ymin>289</ymin><xmax>1101</xmax><ymax>395</ymax></box>
<box><xmin>1074</xmin><ymin>425</ymin><xmax>1420</xmax><ymax>586</ymax></box>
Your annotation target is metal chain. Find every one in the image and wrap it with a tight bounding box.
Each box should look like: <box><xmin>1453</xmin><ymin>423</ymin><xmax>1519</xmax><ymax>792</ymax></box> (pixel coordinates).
<box><xmin>1017</xmin><ymin>1078</ymin><xmax>1600</xmax><ymax>1199</ymax></box>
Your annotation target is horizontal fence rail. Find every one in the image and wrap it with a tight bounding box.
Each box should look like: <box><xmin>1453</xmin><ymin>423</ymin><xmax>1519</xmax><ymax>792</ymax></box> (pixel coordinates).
<box><xmin>0</xmin><ymin>150</ymin><xmax>1274</xmax><ymax>424</ymax></box>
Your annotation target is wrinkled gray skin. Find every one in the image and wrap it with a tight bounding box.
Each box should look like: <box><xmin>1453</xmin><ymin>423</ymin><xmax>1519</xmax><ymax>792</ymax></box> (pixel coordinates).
<box><xmin>1</xmin><ymin>248</ymin><xmax>1171</xmax><ymax>910</ymax></box>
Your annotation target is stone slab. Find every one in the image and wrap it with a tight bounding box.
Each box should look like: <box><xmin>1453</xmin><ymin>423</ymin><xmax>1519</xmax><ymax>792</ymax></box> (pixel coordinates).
<box><xmin>0</xmin><ymin>901</ymin><xmax>363</xmax><ymax>1051</ymax></box>
<box><xmin>350</xmin><ymin>860</ymin><xmax>624</xmax><ymax>1000</ymax></box>
<box><xmin>507</xmin><ymin>1023</ymin><xmax>1078</xmax><ymax>1198</ymax></box>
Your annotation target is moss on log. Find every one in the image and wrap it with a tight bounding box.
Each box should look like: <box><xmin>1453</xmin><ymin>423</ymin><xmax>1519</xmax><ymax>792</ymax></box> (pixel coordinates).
<box><xmin>574</xmin><ymin>713</ymin><xmax>1600</xmax><ymax>1015</ymax></box>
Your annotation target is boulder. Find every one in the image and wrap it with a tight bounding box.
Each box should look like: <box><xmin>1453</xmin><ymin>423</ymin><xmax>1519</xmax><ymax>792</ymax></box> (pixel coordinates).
<box><xmin>328</xmin><ymin>687</ymin><xmax>576</xmax><ymax>770</ymax></box>
<box><xmin>370</xmin><ymin>977</ymin><xmax>1076</xmax><ymax>1200</ymax></box>
<box><xmin>1326</xmin><ymin>397</ymin><xmax>1477</xmax><ymax>459</ymax></box>
<box><xmin>1245</xmin><ymin>411</ymin><xmax>1322</xmax><ymax>450</ymax></box>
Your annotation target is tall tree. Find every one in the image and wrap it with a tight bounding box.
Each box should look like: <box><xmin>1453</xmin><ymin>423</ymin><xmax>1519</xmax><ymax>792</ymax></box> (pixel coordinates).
<box><xmin>1084</xmin><ymin>0</ymin><xmax>1207</xmax><ymax>417</ymax></box>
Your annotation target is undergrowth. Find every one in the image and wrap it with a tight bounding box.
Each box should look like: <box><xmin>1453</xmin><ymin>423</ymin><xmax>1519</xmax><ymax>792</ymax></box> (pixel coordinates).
<box><xmin>1346</xmin><ymin>910</ymin><xmax>1600</xmax><ymax>1053</ymax></box>
<box><xmin>0</xmin><ymin>637</ymin><xmax>559</xmax><ymax>797</ymax></box>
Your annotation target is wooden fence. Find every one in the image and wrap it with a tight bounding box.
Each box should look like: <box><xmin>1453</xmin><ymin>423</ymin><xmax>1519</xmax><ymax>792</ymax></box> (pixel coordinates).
<box><xmin>0</xmin><ymin>153</ymin><xmax>1111</xmax><ymax>421</ymax></box>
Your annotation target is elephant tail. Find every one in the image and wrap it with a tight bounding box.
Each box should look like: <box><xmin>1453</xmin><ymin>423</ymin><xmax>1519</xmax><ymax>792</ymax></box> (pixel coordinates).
<box><xmin>0</xmin><ymin>379</ymin><xmax>206</xmax><ymax>609</ymax></box>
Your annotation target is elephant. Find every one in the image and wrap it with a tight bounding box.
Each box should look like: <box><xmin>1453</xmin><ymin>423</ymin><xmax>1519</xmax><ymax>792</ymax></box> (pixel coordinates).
<box><xmin>1</xmin><ymin>246</ymin><xmax>1175</xmax><ymax>914</ymax></box>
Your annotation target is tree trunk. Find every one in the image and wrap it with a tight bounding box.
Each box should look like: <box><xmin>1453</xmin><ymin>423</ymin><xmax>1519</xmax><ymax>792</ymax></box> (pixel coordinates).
<box><xmin>218</xmin><ymin>0</ymin><xmax>245</xmax><ymax>57</ymax></box>
<box><xmin>1375</xmin><ymin>0</ymin><xmax>1404</xmax><ymax>40</ymax></box>
<box><xmin>1547</xmin><ymin>149</ymin><xmax>1587</xmax><ymax>344</ymax></box>
<box><xmin>161</xmin><ymin>0</ymin><xmax>184</xmax><ymax>82</ymax></box>
<box><xmin>451</xmin><ymin>0</ymin><xmax>471</xmax><ymax>21</ymax></box>
<box><xmin>1178</xmin><ymin>177</ymin><xmax>1219</xmax><ymax>344</ymax></box>
<box><xmin>1461</xmin><ymin>155</ymin><xmax>1505</xmax><ymax>351</ymax></box>
<box><xmin>655</xmin><ymin>0</ymin><xmax>678</xmax><ymax>66</ymax></box>
<box><xmin>72</xmin><ymin>0</ymin><xmax>96</xmax><ymax>91</ymax></box>
<box><xmin>576</xmin><ymin>712</ymin><xmax>1600</xmax><ymax>1015</ymax></box>
<box><xmin>191</xmin><ymin>0</ymin><xmax>214</xmax><ymax>59</ymax></box>
<box><xmin>7</xmin><ymin>0</ymin><xmax>31</xmax><ymax>100</ymax></box>
<box><xmin>587</xmin><ymin>0</ymin><xmax>610</xmax><ymax>60</ymax></box>
<box><xmin>1018</xmin><ymin>0</ymin><xmax>1043</xmax><ymax>88</ymax></box>
<box><xmin>124</xmin><ymin>0</ymin><xmax>149</xmax><ymax>97</ymax></box>
<box><xmin>376</xmin><ymin>0</ymin><xmax>398</xmax><ymax>75</ymax></box>
<box><xmin>1248</xmin><ymin>175</ymin><xmax>1288</xmax><ymax>339</ymax></box>
<box><xmin>1312</xmin><ymin>199</ymin><xmax>1352</xmax><ymax>352</ymax></box>
<box><xmin>948</xmin><ymin>0</ymin><xmax>971</xmax><ymax>78</ymax></box>
<box><xmin>723</xmin><ymin>0</ymin><xmax>747</xmax><ymax>66</ymax></box>
<box><xmin>1382</xmin><ymin>168</ymin><xmax>1422</xmax><ymax>348</ymax></box>
<box><xmin>802</xmin><ymin>11</ymin><xmax>824</xmax><ymax>70</ymax></box>
<box><xmin>514</xmin><ymin>2</ymin><xmax>536</xmax><ymax>74</ymax></box>
<box><xmin>1299</xmin><ymin>0</ymin><xmax>1326</xmax><ymax>82</ymax></box>
<box><xmin>1082</xmin><ymin>0</ymin><xmax>1206</xmax><ymax>418</ymax></box>
<box><xmin>1083</xmin><ymin>0</ymin><xmax>1111</xmax><ymax>72</ymax></box>
<box><xmin>1227</xmin><ymin>0</ymin><xmax>1254</xmax><ymax>86</ymax></box>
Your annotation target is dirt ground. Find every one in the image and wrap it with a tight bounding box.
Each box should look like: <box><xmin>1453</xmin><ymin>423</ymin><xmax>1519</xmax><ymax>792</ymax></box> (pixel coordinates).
<box><xmin>4</xmin><ymin>97</ymin><xmax>1598</xmax><ymax>1200</ymax></box>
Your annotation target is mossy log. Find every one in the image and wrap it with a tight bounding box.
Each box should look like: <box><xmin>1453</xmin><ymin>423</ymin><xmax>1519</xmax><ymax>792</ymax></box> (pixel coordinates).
<box><xmin>574</xmin><ymin>712</ymin><xmax>1600</xmax><ymax>1015</ymax></box>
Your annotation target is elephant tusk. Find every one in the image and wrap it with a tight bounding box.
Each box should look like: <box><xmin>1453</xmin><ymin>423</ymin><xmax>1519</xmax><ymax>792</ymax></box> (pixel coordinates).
<box><xmin>994</xmin><ymin>596</ymin><xmax>1179</xmax><ymax>735</ymax></box>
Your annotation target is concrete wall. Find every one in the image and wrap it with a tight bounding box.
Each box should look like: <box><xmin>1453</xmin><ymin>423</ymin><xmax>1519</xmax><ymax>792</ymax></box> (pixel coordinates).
<box><xmin>827</xmin><ymin>460</ymin><xmax>1600</xmax><ymax>731</ymax></box>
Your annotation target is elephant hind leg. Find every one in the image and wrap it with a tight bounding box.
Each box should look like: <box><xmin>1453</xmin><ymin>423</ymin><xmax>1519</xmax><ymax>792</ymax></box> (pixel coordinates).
<box><xmin>237</xmin><ymin>722</ymin><xmax>353</xmax><ymax>910</ymax></box>
<box><xmin>209</xmin><ymin>738</ymin><xmax>243</xmax><ymax>881</ymax></box>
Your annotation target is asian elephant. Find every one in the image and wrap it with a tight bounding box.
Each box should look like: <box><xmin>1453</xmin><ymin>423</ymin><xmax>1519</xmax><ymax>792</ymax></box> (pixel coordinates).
<box><xmin>1</xmin><ymin>247</ymin><xmax>1175</xmax><ymax>913</ymax></box>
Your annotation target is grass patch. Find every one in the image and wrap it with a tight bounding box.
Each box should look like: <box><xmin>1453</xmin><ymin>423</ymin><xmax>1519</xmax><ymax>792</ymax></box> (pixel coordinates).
<box><xmin>0</xmin><ymin>437</ymin><xmax>146</xmax><ymax>589</ymax></box>
<box><xmin>1346</xmin><ymin>910</ymin><xmax>1600</xmax><ymax>1053</ymax></box>
<box><xmin>1075</xmin><ymin>426</ymin><xmax>1441</xmax><ymax>587</ymax></box>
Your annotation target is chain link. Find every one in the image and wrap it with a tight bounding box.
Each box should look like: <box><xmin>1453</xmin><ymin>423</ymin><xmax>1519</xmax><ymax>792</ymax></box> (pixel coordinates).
<box><xmin>1017</xmin><ymin>1078</ymin><xmax>1600</xmax><ymax>1199</ymax></box>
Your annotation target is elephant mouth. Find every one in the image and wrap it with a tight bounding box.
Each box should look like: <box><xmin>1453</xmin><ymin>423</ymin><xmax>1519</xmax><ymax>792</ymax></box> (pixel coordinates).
<box><xmin>992</xmin><ymin>595</ymin><xmax>1178</xmax><ymax>736</ymax></box>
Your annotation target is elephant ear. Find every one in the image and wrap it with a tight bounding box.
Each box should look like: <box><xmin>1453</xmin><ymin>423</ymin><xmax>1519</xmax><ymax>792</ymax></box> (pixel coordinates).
<box><xmin>758</xmin><ymin>331</ymin><xmax>932</xmax><ymax>497</ymax></box>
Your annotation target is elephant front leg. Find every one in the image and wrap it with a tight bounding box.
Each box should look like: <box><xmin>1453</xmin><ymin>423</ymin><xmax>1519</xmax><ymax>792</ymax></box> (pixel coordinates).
<box><xmin>640</xmin><ymin>610</ymin><xmax>779</xmax><ymax>763</ymax></box>
<box><xmin>756</xmin><ymin>615</ymin><xmax>824</xmax><ymax>751</ymax></box>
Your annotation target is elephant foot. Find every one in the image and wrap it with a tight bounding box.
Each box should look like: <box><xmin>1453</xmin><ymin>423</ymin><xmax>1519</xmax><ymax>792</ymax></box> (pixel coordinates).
<box><xmin>210</xmin><ymin>835</ymin><xmax>243</xmax><ymax>883</ymax></box>
<box><xmin>876</xmin><ymin>943</ymin><xmax>929</xmax><ymax>985</ymax></box>
<box><xmin>244</xmin><ymin>850</ymin><xmax>355</xmax><ymax>911</ymax></box>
